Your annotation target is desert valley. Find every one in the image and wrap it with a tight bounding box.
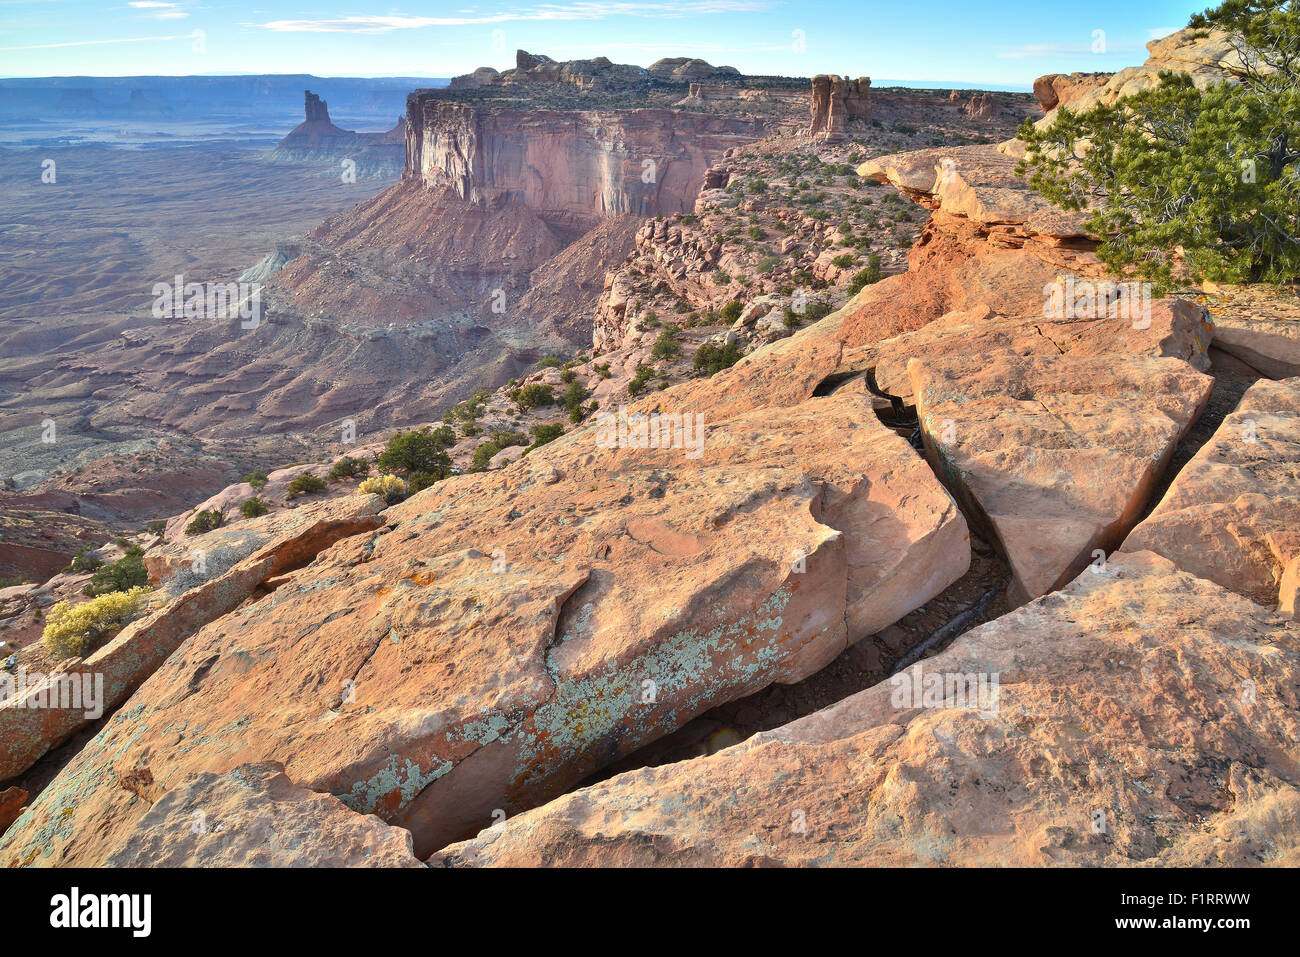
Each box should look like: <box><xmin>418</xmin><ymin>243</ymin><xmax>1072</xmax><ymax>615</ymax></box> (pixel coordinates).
<box><xmin>0</xmin><ymin>0</ymin><xmax>1297</xmax><ymax>910</ymax></box>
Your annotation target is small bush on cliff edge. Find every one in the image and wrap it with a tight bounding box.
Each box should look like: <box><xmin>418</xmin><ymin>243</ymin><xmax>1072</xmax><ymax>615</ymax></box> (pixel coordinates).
<box><xmin>1017</xmin><ymin>0</ymin><xmax>1299</xmax><ymax>290</ymax></box>
<box><xmin>184</xmin><ymin>509</ymin><xmax>223</xmax><ymax>536</ymax></box>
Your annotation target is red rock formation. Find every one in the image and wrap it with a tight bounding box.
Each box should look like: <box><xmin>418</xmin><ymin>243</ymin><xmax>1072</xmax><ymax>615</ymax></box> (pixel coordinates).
<box><xmin>808</xmin><ymin>74</ymin><xmax>871</xmax><ymax>141</ymax></box>
<box><xmin>964</xmin><ymin>91</ymin><xmax>995</xmax><ymax>118</ymax></box>
<box><xmin>1032</xmin><ymin>72</ymin><xmax>1111</xmax><ymax>111</ymax></box>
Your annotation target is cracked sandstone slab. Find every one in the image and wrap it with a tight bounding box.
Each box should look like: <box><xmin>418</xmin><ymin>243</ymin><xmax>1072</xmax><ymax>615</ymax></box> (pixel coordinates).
<box><xmin>1124</xmin><ymin>376</ymin><xmax>1300</xmax><ymax>612</ymax></box>
<box><xmin>0</xmin><ymin>391</ymin><xmax>967</xmax><ymax>863</ymax></box>
<box><xmin>431</xmin><ymin>551</ymin><xmax>1300</xmax><ymax>867</ymax></box>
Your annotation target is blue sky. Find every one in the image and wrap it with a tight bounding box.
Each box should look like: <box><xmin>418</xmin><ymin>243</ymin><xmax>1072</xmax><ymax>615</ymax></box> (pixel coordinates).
<box><xmin>1</xmin><ymin>0</ymin><xmax>1210</xmax><ymax>87</ymax></box>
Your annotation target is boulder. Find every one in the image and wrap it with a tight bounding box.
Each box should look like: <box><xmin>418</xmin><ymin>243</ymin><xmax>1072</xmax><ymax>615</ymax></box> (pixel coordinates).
<box><xmin>1211</xmin><ymin>316</ymin><xmax>1300</xmax><ymax>379</ymax></box>
<box><xmin>903</xmin><ymin>301</ymin><xmax>1213</xmax><ymax>603</ymax></box>
<box><xmin>1124</xmin><ymin>376</ymin><xmax>1300</xmax><ymax>610</ymax></box>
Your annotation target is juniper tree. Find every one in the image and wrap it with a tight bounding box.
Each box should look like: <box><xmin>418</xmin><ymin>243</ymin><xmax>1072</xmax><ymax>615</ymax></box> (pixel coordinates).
<box><xmin>1016</xmin><ymin>0</ymin><xmax>1299</xmax><ymax>289</ymax></box>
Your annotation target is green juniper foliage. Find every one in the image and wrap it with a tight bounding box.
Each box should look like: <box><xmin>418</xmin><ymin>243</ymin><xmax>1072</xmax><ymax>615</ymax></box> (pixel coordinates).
<box><xmin>1016</xmin><ymin>0</ymin><xmax>1299</xmax><ymax>289</ymax></box>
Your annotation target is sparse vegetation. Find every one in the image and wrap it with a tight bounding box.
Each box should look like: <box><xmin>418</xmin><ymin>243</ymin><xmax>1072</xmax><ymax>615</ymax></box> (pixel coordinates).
<box><xmin>240</xmin><ymin>497</ymin><xmax>269</xmax><ymax>519</ymax></box>
<box><xmin>1017</xmin><ymin>0</ymin><xmax>1299</xmax><ymax>288</ymax></box>
<box><xmin>377</xmin><ymin>427</ymin><xmax>454</xmax><ymax>480</ymax></box>
<box><xmin>184</xmin><ymin>509</ymin><xmax>224</xmax><ymax>536</ymax></box>
<box><xmin>327</xmin><ymin>456</ymin><xmax>370</xmax><ymax>481</ymax></box>
<box><xmin>471</xmin><ymin>430</ymin><xmax>528</xmax><ymax>471</ymax></box>
<box><xmin>287</xmin><ymin>474</ymin><xmax>327</xmax><ymax>497</ymax></box>
<box><xmin>694</xmin><ymin>341</ymin><xmax>743</xmax><ymax>376</ymax></box>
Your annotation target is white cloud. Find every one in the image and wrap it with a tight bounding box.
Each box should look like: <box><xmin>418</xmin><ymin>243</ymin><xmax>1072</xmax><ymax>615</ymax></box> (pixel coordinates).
<box><xmin>255</xmin><ymin>1</ymin><xmax>773</xmax><ymax>34</ymax></box>
<box><xmin>128</xmin><ymin>1</ymin><xmax>188</xmax><ymax>19</ymax></box>
<box><xmin>0</xmin><ymin>33</ymin><xmax>184</xmax><ymax>51</ymax></box>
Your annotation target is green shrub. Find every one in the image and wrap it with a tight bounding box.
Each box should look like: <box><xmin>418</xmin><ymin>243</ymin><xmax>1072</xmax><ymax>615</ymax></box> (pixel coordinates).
<box><xmin>536</xmin><ymin>355</ymin><xmax>564</xmax><ymax>368</ymax></box>
<box><xmin>694</xmin><ymin>341</ymin><xmax>743</xmax><ymax>376</ymax></box>
<box><xmin>377</xmin><ymin>427</ymin><xmax>454</xmax><ymax>478</ymax></box>
<box><xmin>747</xmin><ymin>225</ymin><xmax>765</xmax><ymax>241</ymax></box>
<box><xmin>184</xmin><ymin>509</ymin><xmax>224</xmax><ymax>536</ymax></box>
<box><xmin>525</xmin><ymin>422</ymin><xmax>565</xmax><ymax>453</ymax></box>
<box><xmin>42</xmin><ymin>586</ymin><xmax>151</xmax><ymax>660</ymax></box>
<box><xmin>406</xmin><ymin>471</ymin><xmax>439</xmax><ymax>495</ymax></box>
<box><xmin>651</xmin><ymin>328</ymin><xmax>681</xmax><ymax>360</ymax></box>
<box><xmin>64</xmin><ymin>546</ymin><xmax>102</xmax><ymax>574</ymax></box>
<box><xmin>561</xmin><ymin>380</ymin><xmax>590</xmax><ymax>417</ymax></box>
<box><xmin>509</xmin><ymin>383</ymin><xmax>557</xmax><ymax>413</ymax></box>
<box><xmin>627</xmin><ymin>364</ymin><xmax>655</xmax><ymax>396</ymax></box>
<box><xmin>1015</xmin><ymin>0</ymin><xmax>1299</xmax><ymax>288</ymax></box>
<box><xmin>849</xmin><ymin>253</ymin><xmax>885</xmax><ymax>293</ymax></box>
<box><xmin>240</xmin><ymin>497</ymin><xmax>269</xmax><ymax>519</ymax></box>
<box><xmin>84</xmin><ymin>546</ymin><xmax>147</xmax><ymax>598</ymax></box>
<box><xmin>287</xmin><ymin>474</ymin><xmax>327</xmax><ymax>497</ymax></box>
<box><xmin>719</xmin><ymin>300</ymin><xmax>743</xmax><ymax>323</ymax></box>
<box><xmin>241</xmin><ymin>471</ymin><xmax>268</xmax><ymax>489</ymax></box>
<box><xmin>327</xmin><ymin>456</ymin><xmax>370</xmax><ymax>481</ymax></box>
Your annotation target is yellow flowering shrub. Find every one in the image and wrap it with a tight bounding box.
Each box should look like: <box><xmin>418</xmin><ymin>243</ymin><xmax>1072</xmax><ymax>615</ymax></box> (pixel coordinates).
<box><xmin>41</xmin><ymin>586</ymin><xmax>151</xmax><ymax>660</ymax></box>
<box><xmin>357</xmin><ymin>474</ymin><xmax>407</xmax><ymax>498</ymax></box>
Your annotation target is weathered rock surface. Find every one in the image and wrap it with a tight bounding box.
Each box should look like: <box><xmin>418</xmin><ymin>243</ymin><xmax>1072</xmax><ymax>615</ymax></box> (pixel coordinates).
<box><xmin>1032</xmin><ymin>72</ymin><xmax>1111</xmax><ymax>112</ymax></box>
<box><xmin>0</xmin><ymin>392</ymin><xmax>967</xmax><ymax>864</ymax></box>
<box><xmin>0</xmin><ymin>787</ymin><xmax>26</xmax><ymax>837</ymax></box>
<box><xmin>149</xmin><ymin>491</ymin><xmax>385</xmax><ymax>589</ymax></box>
<box><xmin>0</xmin><ymin>495</ymin><xmax>384</xmax><ymax>783</ymax></box>
<box><xmin>432</xmin><ymin>552</ymin><xmax>1300</xmax><ymax>867</ymax></box>
<box><xmin>899</xmin><ymin>301</ymin><xmax>1212</xmax><ymax>603</ymax></box>
<box><xmin>1036</xmin><ymin>27</ymin><xmax>1257</xmax><ymax>124</ymax></box>
<box><xmin>1125</xmin><ymin>377</ymin><xmax>1300</xmax><ymax>611</ymax></box>
<box><xmin>103</xmin><ymin>762</ymin><xmax>422</xmax><ymax>868</ymax></box>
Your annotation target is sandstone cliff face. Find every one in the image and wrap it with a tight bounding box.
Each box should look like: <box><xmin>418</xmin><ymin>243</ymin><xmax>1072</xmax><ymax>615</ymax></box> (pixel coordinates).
<box><xmin>403</xmin><ymin>96</ymin><xmax>766</xmax><ymax>232</ymax></box>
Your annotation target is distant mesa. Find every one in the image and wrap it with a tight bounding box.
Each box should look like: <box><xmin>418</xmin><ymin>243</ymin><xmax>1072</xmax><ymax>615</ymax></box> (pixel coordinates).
<box><xmin>269</xmin><ymin>90</ymin><xmax>404</xmax><ymax>174</ymax></box>
<box><xmin>448</xmin><ymin>49</ymin><xmax>742</xmax><ymax>94</ymax></box>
